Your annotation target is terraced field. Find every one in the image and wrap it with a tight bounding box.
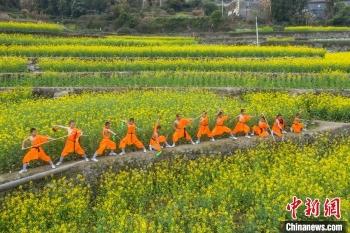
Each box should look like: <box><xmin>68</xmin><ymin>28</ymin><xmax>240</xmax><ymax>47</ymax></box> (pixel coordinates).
<box><xmin>0</xmin><ymin>21</ymin><xmax>349</xmax><ymax>233</ymax></box>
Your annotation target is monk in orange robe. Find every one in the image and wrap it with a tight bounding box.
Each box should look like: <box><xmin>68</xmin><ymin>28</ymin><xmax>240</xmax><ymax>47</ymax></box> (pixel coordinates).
<box><xmin>149</xmin><ymin>119</ymin><xmax>170</xmax><ymax>152</ymax></box>
<box><xmin>19</xmin><ymin>128</ymin><xmax>56</xmax><ymax>173</ymax></box>
<box><xmin>119</xmin><ymin>118</ymin><xmax>147</xmax><ymax>155</ymax></box>
<box><xmin>171</xmin><ymin>114</ymin><xmax>195</xmax><ymax>147</ymax></box>
<box><xmin>196</xmin><ymin>111</ymin><xmax>214</xmax><ymax>144</ymax></box>
<box><xmin>291</xmin><ymin>113</ymin><xmax>304</xmax><ymax>134</ymax></box>
<box><xmin>232</xmin><ymin>109</ymin><xmax>252</xmax><ymax>139</ymax></box>
<box><xmin>92</xmin><ymin>121</ymin><xmax>118</xmax><ymax>162</ymax></box>
<box><xmin>54</xmin><ymin>120</ymin><xmax>89</xmax><ymax>166</ymax></box>
<box><xmin>251</xmin><ymin>115</ymin><xmax>270</xmax><ymax>138</ymax></box>
<box><xmin>211</xmin><ymin>111</ymin><xmax>235</xmax><ymax>139</ymax></box>
<box><xmin>272</xmin><ymin>114</ymin><xmax>285</xmax><ymax>139</ymax></box>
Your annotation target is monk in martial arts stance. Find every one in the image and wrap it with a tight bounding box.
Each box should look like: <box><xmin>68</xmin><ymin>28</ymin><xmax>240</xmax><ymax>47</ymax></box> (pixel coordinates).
<box><xmin>19</xmin><ymin>128</ymin><xmax>56</xmax><ymax>173</ymax></box>
<box><xmin>251</xmin><ymin>115</ymin><xmax>269</xmax><ymax>138</ymax></box>
<box><xmin>91</xmin><ymin>121</ymin><xmax>118</xmax><ymax>162</ymax></box>
<box><xmin>232</xmin><ymin>109</ymin><xmax>252</xmax><ymax>139</ymax></box>
<box><xmin>171</xmin><ymin>114</ymin><xmax>195</xmax><ymax>147</ymax></box>
<box><xmin>196</xmin><ymin>111</ymin><xmax>214</xmax><ymax>144</ymax></box>
<box><xmin>291</xmin><ymin>113</ymin><xmax>304</xmax><ymax>134</ymax></box>
<box><xmin>119</xmin><ymin>118</ymin><xmax>147</xmax><ymax>155</ymax></box>
<box><xmin>149</xmin><ymin>119</ymin><xmax>171</xmax><ymax>152</ymax></box>
<box><xmin>211</xmin><ymin>110</ymin><xmax>235</xmax><ymax>140</ymax></box>
<box><xmin>272</xmin><ymin>114</ymin><xmax>286</xmax><ymax>140</ymax></box>
<box><xmin>54</xmin><ymin>120</ymin><xmax>89</xmax><ymax>166</ymax></box>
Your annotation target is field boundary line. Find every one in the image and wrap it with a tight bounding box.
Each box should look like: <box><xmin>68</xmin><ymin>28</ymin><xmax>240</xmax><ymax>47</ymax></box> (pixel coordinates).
<box><xmin>0</xmin><ymin>120</ymin><xmax>349</xmax><ymax>192</ymax></box>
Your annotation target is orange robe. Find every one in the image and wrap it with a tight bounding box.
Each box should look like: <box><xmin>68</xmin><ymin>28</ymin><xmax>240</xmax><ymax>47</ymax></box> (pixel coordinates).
<box><xmin>211</xmin><ymin>115</ymin><xmax>231</xmax><ymax>137</ymax></box>
<box><xmin>272</xmin><ymin>118</ymin><xmax>284</xmax><ymax>137</ymax></box>
<box><xmin>252</xmin><ymin>121</ymin><xmax>269</xmax><ymax>138</ymax></box>
<box><xmin>96</xmin><ymin>127</ymin><xmax>117</xmax><ymax>156</ymax></box>
<box><xmin>61</xmin><ymin>128</ymin><xmax>85</xmax><ymax>157</ymax></box>
<box><xmin>172</xmin><ymin>118</ymin><xmax>192</xmax><ymax>143</ymax></box>
<box><xmin>149</xmin><ymin>124</ymin><xmax>167</xmax><ymax>151</ymax></box>
<box><xmin>291</xmin><ymin>117</ymin><xmax>304</xmax><ymax>133</ymax></box>
<box><xmin>119</xmin><ymin>123</ymin><xmax>144</xmax><ymax>149</ymax></box>
<box><xmin>232</xmin><ymin>114</ymin><xmax>251</xmax><ymax>135</ymax></box>
<box><xmin>23</xmin><ymin>135</ymin><xmax>52</xmax><ymax>164</ymax></box>
<box><xmin>196</xmin><ymin>116</ymin><xmax>212</xmax><ymax>138</ymax></box>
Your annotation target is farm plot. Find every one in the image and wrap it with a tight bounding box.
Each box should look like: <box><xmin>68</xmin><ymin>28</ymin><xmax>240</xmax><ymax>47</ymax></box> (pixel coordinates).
<box><xmin>1</xmin><ymin>138</ymin><xmax>349</xmax><ymax>232</ymax></box>
<box><xmin>1</xmin><ymin>89</ymin><xmax>350</xmax><ymax>173</ymax></box>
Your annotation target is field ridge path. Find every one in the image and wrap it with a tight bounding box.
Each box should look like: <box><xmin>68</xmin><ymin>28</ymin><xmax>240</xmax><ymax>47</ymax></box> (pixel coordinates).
<box><xmin>0</xmin><ymin>120</ymin><xmax>349</xmax><ymax>192</ymax></box>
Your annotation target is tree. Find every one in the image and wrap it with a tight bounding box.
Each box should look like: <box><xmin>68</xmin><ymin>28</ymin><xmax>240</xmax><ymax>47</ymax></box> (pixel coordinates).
<box><xmin>203</xmin><ymin>1</ymin><xmax>218</xmax><ymax>16</ymax></box>
<box><xmin>188</xmin><ymin>0</ymin><xmax>202</xmax><ymax>8</ymax></box>
<box><xmin>116</xmin><ymin>11</ymin><xmax>139</xmax><ymax>28</ymax></box>
<box><xmin>112</xmin><ymin>0</ymin><xmax>130</xmax><ymax>18</ymax></box>
<box><xmin>330</xmin><ymin>2</ymin><xmax>350</xmax><ymax>25</ymax></box>
<box><xmin>20</xmin><ymin>0</ymin><xmax>36</xmax><ymax>11</ymax></box>
<box><xmin>71</xmin><ymin>0</ymin><xmax>86</xmax><ymax>17</ymax></box>
<box><xmin>57</xmin><ymin>0</ymin><xmax>71</xmax><ymax>18</ymax></box>
<box><xmin>210</xmin><ymin>10</ymin><xmax>223</xmax><ymax>28</ymax></box>
<box><xmin>47</xmin><ymin>0</ymin><xmax>59</xmax><ymax>16</ymax></box>
<box><xmin>271</xmin><ymin>0</ymin><xmax>308</xmax><ymax>23</ymax></box>
<box><xmin>259</xmin><ymin>0</ymin><xmax>272</xmax><ymax>23</ymax></box>
<box><xmin>85</xmin><ymin>0</ymin><xmax>108</xmax><ymax>13</ymax></box>
<box><xmin>32</xmin><ymin>0</ymin><xmax>49</xmax><ymax>14</ymax></box>
<box><xmin>325</xmin><ymin>0</ymin><xmax>336</xmax><ymax>19</ymax></box>
<box><xmin>0</xmin><ymin>0</ymin><xmax>20</xmax><ymax>9</ymax></box>
<box><xmin>166</xmin><ymin>0</ymin><xmax>185</xmax><ymax>11</ymax></box>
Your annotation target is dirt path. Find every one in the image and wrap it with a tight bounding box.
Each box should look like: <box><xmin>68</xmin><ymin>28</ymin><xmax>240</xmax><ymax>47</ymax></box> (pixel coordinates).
<box><xmin>1</xmin><ymin>120</ymin><xmax>349</xmax><ymax>192</ymax></box>
<box><xmin>1</xmin><ymin>86</ymin><xmax>350</xmax><ymax>98</ymax></box>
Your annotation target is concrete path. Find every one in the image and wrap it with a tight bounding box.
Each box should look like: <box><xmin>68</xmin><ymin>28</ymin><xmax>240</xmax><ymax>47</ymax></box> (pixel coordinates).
<box><xmin>0</xmin><ymin>120</ymin><xmax>349</xmax><ymax>192</ymax></box>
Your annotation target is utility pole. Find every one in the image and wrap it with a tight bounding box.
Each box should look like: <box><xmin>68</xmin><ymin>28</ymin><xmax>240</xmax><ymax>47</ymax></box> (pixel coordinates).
<box><xmin>222</xmin><ymin>0</ymin><xmax>224</xmax><ymax>17</ymax></box>
<box><xmin>160</xmin><ymin>0</ymin><xmax>162</xmax><ymax>7</ymax></box>
<box><xmin>255</xmin><ymin>16</ymin><xmax>259</xmax><ymax>46</ymax></box>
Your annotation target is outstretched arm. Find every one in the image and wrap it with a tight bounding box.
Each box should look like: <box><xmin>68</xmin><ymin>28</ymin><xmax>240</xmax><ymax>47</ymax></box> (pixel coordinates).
<box><xmin>53</xmin><ymin>125</ymin><xmax>69</xmax><ymax>130</ymax></box>
<box><xmin>47</xmin><ymin>136</ymin><xmax>55</xmax><ymax>140</ymax></box>
<box><xmin>21</xmin><ymin>137</ymin><xmax>30</xmax><ymax>150</ymax></box>
<box><xmin>107</xmin><ymin>129</ymin><xmax>117</xmax><ymax>135</ymax></box>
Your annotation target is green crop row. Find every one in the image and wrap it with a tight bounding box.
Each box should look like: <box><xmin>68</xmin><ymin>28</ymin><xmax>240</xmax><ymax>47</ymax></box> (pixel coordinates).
<box><xmin>0</xmin><ymin>45</ymin><xmax>326</xmax><ymax>58</ymax></box>
<box><xmin>0</xmin><ymin>33</ymin><xmax>198</xmax><ymax>46</ymax></box>
<box><xmin>0</xmin><ymin>21</ymin><xmax>64</xmax><ymax>33</ymax></box>
<box><xmin>0</xmin><ymin>57</ymin><xmax>27</xmax><ymax>72</ymax></box>
<box><xmin>1</xmin><ymin>71</ymin><xmax>349</xmax><ymax>89</ymax></box>
<box><xmin>285</xmin><ymin>26</ymin><xmax>350</xmax><ymax>32</ymax></box>
<box><xmin>37</xmin><ymin>54</ymin><xmax>350</xmax><ymax>73</ymax></box>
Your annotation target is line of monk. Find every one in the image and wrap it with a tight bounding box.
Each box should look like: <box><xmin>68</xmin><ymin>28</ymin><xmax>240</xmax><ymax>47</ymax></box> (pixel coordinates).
<box><xmin>19</xmin><ymin>111</ymin><xmax>305</xmax><ymax>173</ymax></box>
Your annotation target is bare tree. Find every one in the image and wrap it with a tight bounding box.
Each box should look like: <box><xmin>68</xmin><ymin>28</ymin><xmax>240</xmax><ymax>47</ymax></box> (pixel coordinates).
<box><xmin>259</xmin><ymin>0</ymin><xmax>272</xmax><ymax>23</ymax></box>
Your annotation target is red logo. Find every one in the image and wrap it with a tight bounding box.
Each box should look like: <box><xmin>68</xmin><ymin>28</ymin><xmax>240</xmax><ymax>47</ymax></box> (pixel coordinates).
<box><xmin>324</xmin><ymin>198</ymin><xmax>341</xmax><ymax>219</ymax></box>
<box><xmin>304</xmin><ymin>198</ymin><xmax>320</xmax><ymax>217</ymax></box>
<box><xmin>286</xmin><ymin>197</ymin><xmax>341</xmax><ymax>220</ymax></box>
<box><xmin>286</xmin><ymin>196</ymin><xmax>303</xmax><ymax>220</ymax></box>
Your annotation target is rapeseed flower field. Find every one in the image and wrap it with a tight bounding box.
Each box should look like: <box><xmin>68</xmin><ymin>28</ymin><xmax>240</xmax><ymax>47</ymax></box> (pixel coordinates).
<box><xmin>1</xmin><ymin>139</ymin><xmax>349</xmax><ymax>232</ymax></box>
<box><xmin>0</xmin><ymin>23</ymin><xmax>349</xmax><ymax>232</ymax></box>
<box><xmin>2</xmin><ymin>71</ymin><xmax>349</xmax><ymax>89</ymax></box>
<box><xmin>36</xmin><ymin>52</ymin><xmax>350</xmax><ymax>73</ymax></box>
<box><xmin>0</xmin><ymin>44</ymin><xmax>325</xmax><ymax>58</ymax></box>
<box><xmin>1</xmin><ymin>89</ymin><xmax>350</xmax><ymax>173</ymax></box>
<box><xmin>0</xmin><ymin>21</ymin><xmax>65</xmax><ymax>33</ymax></box>
<box><xmin>0</xmin><ymin>33</ymin><xmax>198</xmax><ymax>46</ymax></box>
